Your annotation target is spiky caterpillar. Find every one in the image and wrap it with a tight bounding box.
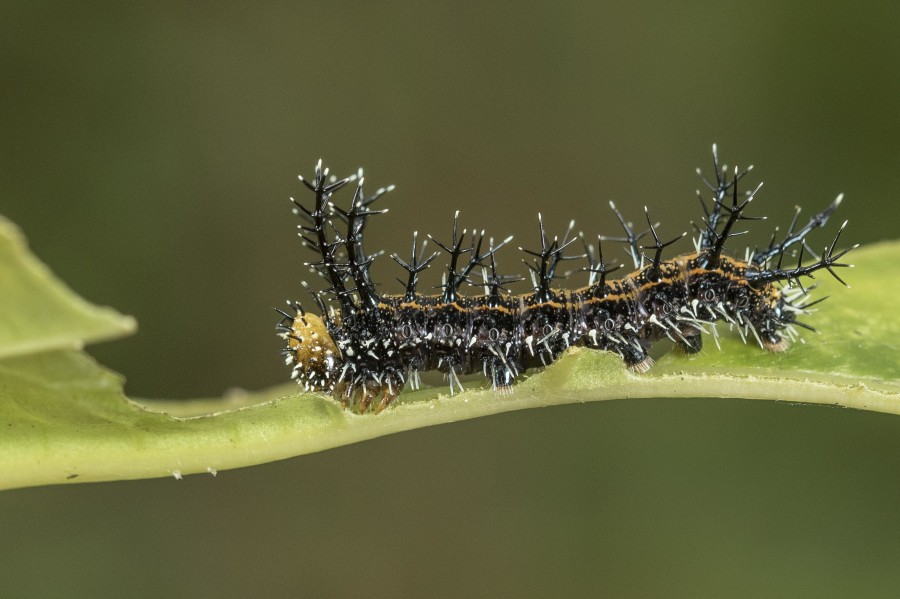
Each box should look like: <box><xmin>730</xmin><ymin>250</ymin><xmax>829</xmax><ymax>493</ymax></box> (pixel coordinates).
<box><xmin>277</xmin><ymin>147</ymin><xmax>855</xmax><ymax>413</ymax></box>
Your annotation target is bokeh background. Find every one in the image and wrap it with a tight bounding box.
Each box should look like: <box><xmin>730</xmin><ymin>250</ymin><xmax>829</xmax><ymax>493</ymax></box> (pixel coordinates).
<box><xmin>2</xmin><ymin>3</ymin><xmax>899</xmax><ymax>597</ymax></box>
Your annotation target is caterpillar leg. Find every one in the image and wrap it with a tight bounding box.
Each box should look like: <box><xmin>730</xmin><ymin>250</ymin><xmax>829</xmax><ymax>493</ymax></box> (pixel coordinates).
<box><xmin>347</xmin><ymin>378</ymin><xmax>404</xmax><ymax>414</ymax></box>
<box><xmin>355</xmin><ymin>383</ymin><xmax>377</xmax><ymax>413</ymax></box>
<box><xmin>622</xmin><ymin>339</ymin><xmax>655</xmax><ymax>373</ymax></box>
<box><xmin>483</xmin><ymin>351</ymin><xmax>521</xmax><ymax>395</ymax></box>
<box><xmin>627</xmin><ymin>355</ymin><xmax>655</xmax><ymax>373</ymax></box>
<box><xmin>676</xmin><ymin>327</ymin><xmax>704</xmax><ymax>354</ymax></box>
<box><xmin>374</xmin><ymin>388</ymin><xmax>400</xmax><ymax>414</ymax></box>
<box><xmin>763</xmin><ymin>333</ymin><xmax>789</xmax><ymax>353</ymax></box>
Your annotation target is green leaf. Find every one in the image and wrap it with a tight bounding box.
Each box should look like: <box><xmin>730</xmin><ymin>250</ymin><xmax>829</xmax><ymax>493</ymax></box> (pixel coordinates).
<box><xmin>0</xmin><ymin>213</ymin><xmax>897</xmax><ymax>490</ymax></box>
<box><xmin>0</xmin><ymin>216</ymin><xmax>135</xmax><ymax>359</ymax></box>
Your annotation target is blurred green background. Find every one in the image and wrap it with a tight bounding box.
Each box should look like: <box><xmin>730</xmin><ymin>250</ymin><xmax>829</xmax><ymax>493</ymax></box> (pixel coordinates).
<box><xmin>2</xmin><ymin>2</ymin><xmax>899</xmax><ymax>597</ymax></box>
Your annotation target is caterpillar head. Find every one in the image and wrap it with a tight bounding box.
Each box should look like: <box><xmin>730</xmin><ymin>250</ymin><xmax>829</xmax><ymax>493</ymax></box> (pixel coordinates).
<box><xmin>284</xmin><ymin>313</ymin><xmax>343</xmax><ymax>393</ymax></box>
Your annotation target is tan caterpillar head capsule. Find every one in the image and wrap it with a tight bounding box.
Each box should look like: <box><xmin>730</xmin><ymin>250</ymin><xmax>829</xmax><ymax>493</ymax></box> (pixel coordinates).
<box><xmin>284</xmin><ymin>313</ymin><xmax>342</xmax><ymax>394</ymax></box>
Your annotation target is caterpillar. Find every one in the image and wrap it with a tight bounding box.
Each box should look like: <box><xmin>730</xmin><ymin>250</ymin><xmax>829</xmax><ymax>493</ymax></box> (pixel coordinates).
<box><xmin>276</xmin><ymin>146</ymin><xmax>855</xmax><ymax>413</ymax></box>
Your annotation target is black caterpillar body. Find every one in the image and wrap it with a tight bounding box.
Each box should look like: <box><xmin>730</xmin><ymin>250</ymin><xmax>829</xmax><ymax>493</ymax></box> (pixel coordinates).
<box><xmin>277</xmin><ymin>147</ymin><xmax>854</xmax><ymax>413</ymax></box>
